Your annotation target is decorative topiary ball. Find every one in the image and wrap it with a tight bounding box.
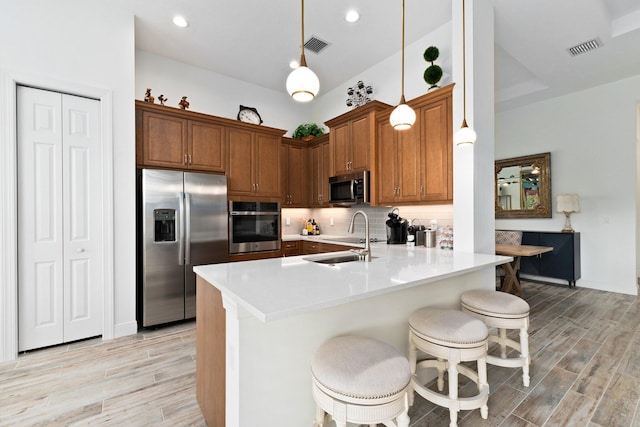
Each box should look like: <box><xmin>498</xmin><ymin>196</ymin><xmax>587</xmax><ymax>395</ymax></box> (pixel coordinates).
<box><xmin>423</xmin><ymin>46</ymin><xmax>440</xmax><ymax>63</ymax></box>
<box><xmin>424</xmin><ymin>65</ymin><xmax>443</xmax><ymax>87</ymax></box>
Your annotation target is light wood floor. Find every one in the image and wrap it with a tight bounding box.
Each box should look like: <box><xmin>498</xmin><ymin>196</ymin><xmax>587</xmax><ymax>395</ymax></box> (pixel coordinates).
<box><xmin>0</xmin><ymin>321</ymin><xmax>205</xmax><ymax>426</ymax></box>
<box><xmin>0</xmin><ymin>281</ymin><xmax>638</xmax><ymax>426</ymax></box>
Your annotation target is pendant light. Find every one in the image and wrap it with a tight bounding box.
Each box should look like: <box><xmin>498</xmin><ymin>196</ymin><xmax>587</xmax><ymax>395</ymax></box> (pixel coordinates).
<box><xmin>454</xmin><ymin>0</ymin><xmax>477</xmax><ymax>145</ymax></box>
<box><xmin>389</xmin><ymin>0</ymin><xmax>416</xmax><ymax>130</ymax></box>
<box><xmin>286</xmin><ymin>0</ymin><xmax>319</xmax><ymax>102</ymax></box>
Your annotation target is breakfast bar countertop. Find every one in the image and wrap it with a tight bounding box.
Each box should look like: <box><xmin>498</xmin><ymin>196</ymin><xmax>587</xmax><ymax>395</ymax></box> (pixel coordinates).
<box><xmin>193</xmin><ymin>244</ymin><xmax>511</xmax><ymax>323</ymax></box>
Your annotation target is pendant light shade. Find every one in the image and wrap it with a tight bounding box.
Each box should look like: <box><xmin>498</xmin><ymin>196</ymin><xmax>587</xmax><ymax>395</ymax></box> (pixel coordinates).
<box><xmin>287</xmin><ymin>0</ymin><xmax>319</xmax><ymax>102</ymax></box>
<box><xmin>456</xmin><ymin>0</ymin><xmax>476</xmax><ymax>145</ymax></box>
<box><xmin>390</xmin><ymin>0</ymin><xmax>415</xmax><ymax>130</ymax></box>
<box><xmin>454</xmin><ymin>119</ymin><xmax>477</xmax><ymax>145</ymax></box>
<box><xmin>286</xmin><ymin>57</ymin><xmax>319</xmax><ymax>102</ymax></box>
<box><xmin>390</xmin><ymin>97</ymin><xmax>416</xmax><ymax>130</ymax></box>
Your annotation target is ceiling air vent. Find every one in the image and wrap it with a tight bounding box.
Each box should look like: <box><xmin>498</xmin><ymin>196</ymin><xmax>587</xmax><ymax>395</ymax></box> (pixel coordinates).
<box><xmin>568</xmin><ymin>38</ymin><xmax>602</xmax><ymax>57</ymax></box>
<box><xmin>304</xmin><ymin>36</ymin><xmax>330</xmax><ymax>54</ymax></box>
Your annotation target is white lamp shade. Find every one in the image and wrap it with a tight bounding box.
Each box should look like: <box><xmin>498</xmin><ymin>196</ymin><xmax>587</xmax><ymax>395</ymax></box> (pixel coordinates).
<box><xmin>556</xmin><ymin>194</ymin><xmax>580</xmax><ymax>213</ymax></box>
<box><xmin>286</xmin><ymin>66</ymin><xmax>319</xmax><ymax>102</ymax></box>
<box><xmin>389</xmin><ymin>103</ymin><xmax>416</xmax><ymax>130</ymax></box>
<box><xmin>454</xmin><ymin>125</ymin><xmax>477</xmax><ymax>145</ymax></box>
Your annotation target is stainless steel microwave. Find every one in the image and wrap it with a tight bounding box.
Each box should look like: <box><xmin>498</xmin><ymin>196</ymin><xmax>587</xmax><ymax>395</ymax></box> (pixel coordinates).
<box><xmin>328</xmin><ymin>171</ymin><xmax>370</xmax><ymax>205</ymax></box>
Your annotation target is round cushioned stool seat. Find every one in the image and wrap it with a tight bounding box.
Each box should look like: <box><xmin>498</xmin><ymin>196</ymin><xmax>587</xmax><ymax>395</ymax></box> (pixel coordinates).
<box><xmin>311</xmin><ymin>336</ymin><xmax>411</xmax><ymax>427</ymax></box>
<box><xmin>409</xmin><ymin>307</ymin><xmax>488</xmax><ymax>348</ymax></box>
<box><xmin>312</xmin><ymin>335</ymin><xmax>411</xmax><ymax>399</ymax></box>
<box><xmin>461</xmin><ymin>289</ymin><xmax>529</xmax><ymax>319</ymax></box>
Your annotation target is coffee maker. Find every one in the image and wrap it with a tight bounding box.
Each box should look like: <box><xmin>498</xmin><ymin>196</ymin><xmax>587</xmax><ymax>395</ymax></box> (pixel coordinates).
<box><xmin>386</xmin><ymin>208</ymin><xmax>408</xmax><ymax>244</ymax></box>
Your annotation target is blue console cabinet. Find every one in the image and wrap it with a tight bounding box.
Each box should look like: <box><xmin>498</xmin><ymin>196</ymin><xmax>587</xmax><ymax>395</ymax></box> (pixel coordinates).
<box><xmin>519</xmin><ymin>231</ymin><xmax>581</xmax><ymax>287</ymax></box>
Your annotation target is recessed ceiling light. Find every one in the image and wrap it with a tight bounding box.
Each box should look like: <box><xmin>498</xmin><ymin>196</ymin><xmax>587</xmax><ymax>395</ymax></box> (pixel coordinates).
<box><xmin>289</xmin><ymin>60</ymin><xmax>299</xmax><ymax>69</ymax></box>
<box><xmin>345</xmin><ymin>10</ymin><xmax>359</xmax><ymax>23</ymax></box>
<box><xmin>173</xmin><ymin>16</ymin><xmax>189</xmax><ymax>28</ymax></box>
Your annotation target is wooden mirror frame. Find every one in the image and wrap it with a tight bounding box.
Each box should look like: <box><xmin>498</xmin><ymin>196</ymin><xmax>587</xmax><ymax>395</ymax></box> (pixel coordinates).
<box><xmin>495</xmin><ymin>152</ymin><xmax>551</xmax><ymax>218</ymax></box>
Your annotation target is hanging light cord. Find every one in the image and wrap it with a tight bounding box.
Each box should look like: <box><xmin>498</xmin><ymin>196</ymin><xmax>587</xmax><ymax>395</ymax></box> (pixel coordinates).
<box><xmin>400</xmin><ymin>0</ymin><xmax>406</xmax><ymax>103</ymax></box>
<box><xmin>461</xmin><ymin>0</ymin><xmax>468</xmax><ymax>126</ymax></box>
<box><xmin>299</xmin><ymin>0</ymin><xmax>307</xmax><ymax>67</ymax></box>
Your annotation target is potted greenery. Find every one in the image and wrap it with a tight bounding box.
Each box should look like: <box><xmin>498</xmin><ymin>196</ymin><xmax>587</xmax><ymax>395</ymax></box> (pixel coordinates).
<box><xmin>423</xmin><ymin>46</ymin><xmax>443</xmax><ymax>90</ymax></box>
<box><xmin>292</xmin><ymin>123</ymin><xmax>325</xmax><ymax>141</ymax></box>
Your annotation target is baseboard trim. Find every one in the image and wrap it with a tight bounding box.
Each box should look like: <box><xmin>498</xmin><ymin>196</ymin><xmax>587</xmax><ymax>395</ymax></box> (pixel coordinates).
<box><xmin>113</xmin><ymin>321</ymin><xmax>138</xmax><ymax>338</ymax></box>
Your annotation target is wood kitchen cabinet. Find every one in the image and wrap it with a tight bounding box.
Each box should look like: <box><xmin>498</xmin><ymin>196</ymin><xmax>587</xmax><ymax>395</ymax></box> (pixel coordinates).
<box><xmin>227</xmin><ymin>128</ymin><xmax>283</xmax><ymax>199</ymax></box>
<box><xmin>300</xmin><ymin>240</ymin><xmax>357</xmax><ymax>255</ymax></box>
<box><xmin>325</xmin><ymin>101</ymin><xmax>390</xmax><ymax>176</ymax></box>
<box><xmin>375</xmin><ymin>84</ymin><xmax>453</xmax><ymax>205</ymax></box>
<box><xmin>135</xmin><ymin>101</ymin><xmax>225</xmax><ymax>172</ymax></box>
<box><xmin>281</xmin><ymin>138</ymin><xmax>308</xmax><ymax>207</ymax></box>
<box><xmin>281</xmin><ymin>240</ymin><xmax>301</xmax><ymax>257</ymax></box>
<box><xmin>309</xmin><ymin>134</ymin><xmax>330</xmax><ymax>207</ymax></box>
<box><xmin>377</xmin><ymin>114</ymin><xmax>422</xmax><ymax>204</ymax></box>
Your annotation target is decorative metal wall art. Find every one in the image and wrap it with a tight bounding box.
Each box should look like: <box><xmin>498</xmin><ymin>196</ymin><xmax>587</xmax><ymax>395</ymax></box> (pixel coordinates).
<box><xmin>346</xmin><ymin>80</ymin><xmax>373</xmax><ymax>108</ymax></box>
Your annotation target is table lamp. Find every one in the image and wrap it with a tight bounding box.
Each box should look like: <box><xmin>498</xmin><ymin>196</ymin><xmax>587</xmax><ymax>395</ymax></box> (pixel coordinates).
<box><xmin>556</xmin><ymin>194</ymin><xmax>580</xmax><ymax>233</ymax></box>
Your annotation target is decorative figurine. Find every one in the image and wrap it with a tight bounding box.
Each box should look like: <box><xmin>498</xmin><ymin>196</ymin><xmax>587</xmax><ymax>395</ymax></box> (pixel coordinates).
<box><xmin>178</xmin><ymin>96</ymin><xmax>190</xmax><ymax>109</ymax></box>
<box><xmin>144</xmin><ymin>88</ymin><xmax>154</xmax><ymax>103</ymax></box>
<box><xmin>158</xmin><ymin>94</ymin><xmax>167</xmax><ymax>106</ymax></box>
<box><xmin>346</xmin><ymin>80</ymin><xmax>373</xmax><ymax>108</ymax></box>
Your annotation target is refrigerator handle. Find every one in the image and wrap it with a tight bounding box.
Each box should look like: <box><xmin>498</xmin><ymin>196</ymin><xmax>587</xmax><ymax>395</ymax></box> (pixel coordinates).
<box><xmin>184</xmin><ymin>192</ymin><xmax>192</xmax><ymax>265</ymax></box>
<box><xmin>178</xmin><ymin>192</ymin><xmax>185</xmax><ymax>266</ymax></box>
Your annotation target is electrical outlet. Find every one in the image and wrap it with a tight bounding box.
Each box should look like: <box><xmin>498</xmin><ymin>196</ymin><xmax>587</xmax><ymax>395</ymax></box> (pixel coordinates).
<box><xmin>330</xmin><ymin>217</ymin><xmax>334</xmax><ymax>226</ymax></box>
<box><xmin>285</xmin><ymin>217</ymin><xmax>291</xmax><ymax>226</ymax></box>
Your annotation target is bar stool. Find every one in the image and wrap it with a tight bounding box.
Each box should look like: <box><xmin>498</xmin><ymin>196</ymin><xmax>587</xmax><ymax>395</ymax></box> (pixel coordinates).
<box><xmin>311</xmin><ymin>335</ymin><xmax>411</xmax><ymax>427</ymax></box>
<box><xmin>408</xmin><ymin>307</ymin><xmax>489</xmax><ymax>427</ymax></box>
<box><xmin>460</xmin><ymin>289</ymin><xmax>531</xmax><ymax>386</ymax></box>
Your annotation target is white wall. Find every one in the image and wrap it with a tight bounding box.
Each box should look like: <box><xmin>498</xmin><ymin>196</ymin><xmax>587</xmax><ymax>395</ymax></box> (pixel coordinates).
<box><xmin>136</xmin><ymin>51</ymin><xmax>311</xmax><ymax>137</ymax></box>
<box><xmin>0</xmin><ymin>0</ymin><xmax>137</xmax><ymax>358</ymax></box>
<box><xmin>310</xmin><ymin>22</ymin><xmax>453</xmax><ymax>126</ymax></box>
<box><xmin>496</xmin><ymin>75</ymin><xmax>640</xmax><ymax>295</ymax></box>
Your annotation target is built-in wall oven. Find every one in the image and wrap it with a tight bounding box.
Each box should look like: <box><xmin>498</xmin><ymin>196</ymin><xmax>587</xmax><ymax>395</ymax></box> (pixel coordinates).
<box><xmin>229</xmin><ymin>201</ymin><xmax>281</xmax><ymax>254</ymax></box>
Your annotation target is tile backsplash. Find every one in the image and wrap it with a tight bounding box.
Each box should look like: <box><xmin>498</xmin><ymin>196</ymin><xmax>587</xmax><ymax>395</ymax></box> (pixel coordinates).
<box><xmin>282</xmin><ymin>205</ymin><xmax>453</xmax><ymax>241</ymax></box>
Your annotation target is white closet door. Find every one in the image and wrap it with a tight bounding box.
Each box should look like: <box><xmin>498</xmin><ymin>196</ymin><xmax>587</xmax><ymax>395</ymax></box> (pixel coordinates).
<box><xmin>18</xmin><ymin>87</ymin><xmax>102</xmax><ymax>351</ymax></box>
<box><xmin>61</xmin><ymin>93</ymin><xmax>102</xmax><ymax>342</ymax></box>
<box><xmin>18</xmin><ymin>87</ymin><xmax>64</xmax><ymax>351</ymax></box>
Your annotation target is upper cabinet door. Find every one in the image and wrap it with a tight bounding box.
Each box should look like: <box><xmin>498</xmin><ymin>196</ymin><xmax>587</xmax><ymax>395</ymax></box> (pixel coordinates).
<box><xmin>143</xmin><ymin>112</ymin><xmax>188</xmax><ymax>168</ymax></box>
<box><xmin>350</xmin><ymin>115</ymin><xmax>371</xmax><ymax>172</ymax></box>
<box><xmin>253</xmin><ymin>133</ymin><xmax>281</xmax><ymax>197</ymax></box>
<box><xmin>332</xmin><ymin>123</ymin><xmax>351</xmax><ymax>175</ymax></box>
<box><xmin>227</xmin><ymin>128</ymin><xmax>254</xmax><ymax>195</ymax></box>
<box><xmin>188</xmin><ymin>121</ymin><xmax>226</xmax><ymax>172</ymax></box>
<box><xmin>420</xmin><ymin>97</ymin><xmax>451</xmax><ymax>202</ymax></box>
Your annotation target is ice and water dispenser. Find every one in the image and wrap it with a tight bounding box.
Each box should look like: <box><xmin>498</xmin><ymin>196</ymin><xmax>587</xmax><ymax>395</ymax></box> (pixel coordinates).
<box><xmin>153</xmin><ymin>209</ymin><xmax>176</xmax><ymax>242</ymax></box>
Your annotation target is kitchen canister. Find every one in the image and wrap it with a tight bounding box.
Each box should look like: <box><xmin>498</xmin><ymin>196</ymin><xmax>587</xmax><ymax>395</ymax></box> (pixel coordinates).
<box><xmin>425</xmin><ymin>230</ymin><xmax>436</xmax><ymax>248</ymax></box>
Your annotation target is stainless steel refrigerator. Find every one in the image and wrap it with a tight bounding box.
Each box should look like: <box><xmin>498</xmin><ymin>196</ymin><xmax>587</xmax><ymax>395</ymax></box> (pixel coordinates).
<box><xmin>137</xmin><ymin>169</ymin><xmax>228</xmax><ymax>327</ymax></box>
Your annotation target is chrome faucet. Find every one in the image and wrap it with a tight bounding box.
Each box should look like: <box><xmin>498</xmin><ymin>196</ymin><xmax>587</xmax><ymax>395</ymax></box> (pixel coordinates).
<box><xmin>348</xmin><ymin>210</ymin><xmax>371</xmax><ymax>262</ymax></box>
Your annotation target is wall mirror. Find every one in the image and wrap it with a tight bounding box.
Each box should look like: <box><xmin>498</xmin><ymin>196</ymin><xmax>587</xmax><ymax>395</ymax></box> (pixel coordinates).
<box><xmin>495</xmin><ymin>152</ymin><xmax>551</xmax><ymax>218</ymax></box>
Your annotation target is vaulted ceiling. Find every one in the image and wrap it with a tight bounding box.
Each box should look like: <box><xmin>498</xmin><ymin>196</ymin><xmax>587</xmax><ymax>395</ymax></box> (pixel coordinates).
<box><xmin>112</xmin><ymin>0</ymin><xmax>640</xmax><ymax>111</ymax></box>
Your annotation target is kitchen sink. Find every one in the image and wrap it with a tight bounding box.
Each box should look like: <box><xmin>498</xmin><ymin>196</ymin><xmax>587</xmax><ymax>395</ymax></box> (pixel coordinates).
<box><xmin>326</xmin><ymin>237</ymin><xmax>381</xmax><ymax>244</ymax></box>
<box><xmin>303</xmin><ymin>253</ymin><xmax>365</xmax><ymax>264</ymax></box>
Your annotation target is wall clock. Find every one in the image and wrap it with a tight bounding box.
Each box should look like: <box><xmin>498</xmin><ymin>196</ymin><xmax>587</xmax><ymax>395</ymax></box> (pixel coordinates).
<box><xmin>237</xmin><ymin>105</ymin><xmax>263</xmax><ymax>125</ymax></box>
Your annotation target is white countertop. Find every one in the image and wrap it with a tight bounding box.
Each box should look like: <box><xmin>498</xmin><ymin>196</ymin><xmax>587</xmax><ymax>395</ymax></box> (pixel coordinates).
<box><xmin>194</xmin><ymin>242</ymin><xmax>510</xmax><ymax>323</ymax></box>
